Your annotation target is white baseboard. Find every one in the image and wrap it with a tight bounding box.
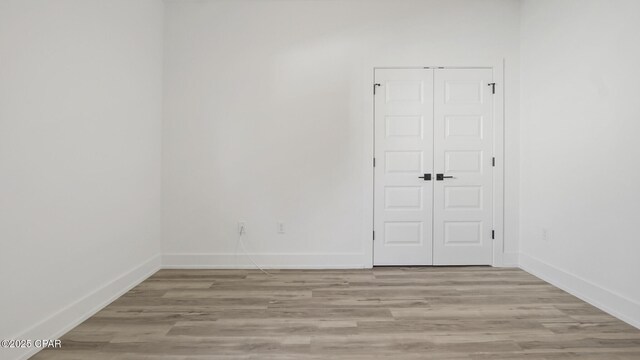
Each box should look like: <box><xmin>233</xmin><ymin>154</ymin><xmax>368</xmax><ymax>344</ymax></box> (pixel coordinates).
<box><xmin>8</xmin><ymin>254</ymin><xmax>161</xmax><ymax>360</ymax></box>
<box><xmin>162</xmin><ymin>252</ymin><xmax>368</xmax><ymax>269</ymax></box>
<box><xmin>519</xmin><ymin>253</ymin><xmax>640</xmax><ymax>330</ymax></box>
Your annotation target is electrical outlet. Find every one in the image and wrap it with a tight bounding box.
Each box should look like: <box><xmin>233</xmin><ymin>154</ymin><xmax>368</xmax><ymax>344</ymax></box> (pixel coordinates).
<box><xmin>277</xmin><ymin>222</ymin><xmax>285</xmax><ymax>234</ymax></box>
<box><xmin>238</xmin><ymin>222</ymin><xmax>246</xmax><ymax>235</ymax></box>
<box><xmin>542</xmin><ymin>228</ymin><xmax>549</xmax><ymax>242</ymax></box>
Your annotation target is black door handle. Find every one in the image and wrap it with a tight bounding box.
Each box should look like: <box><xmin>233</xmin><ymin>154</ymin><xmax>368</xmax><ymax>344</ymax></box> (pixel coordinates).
<box><xmin>418</xmin><ymin>174</ymin><xmax>431</xmax><ymax>181</ymax></box>
<box><xmin>436</xmin><ymin>174</ymin><xmax>455</xmax><ymax>181</ymax></box>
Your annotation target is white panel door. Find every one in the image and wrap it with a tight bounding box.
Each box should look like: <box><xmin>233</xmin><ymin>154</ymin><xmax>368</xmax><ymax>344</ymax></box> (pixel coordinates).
<box><xmin>433</xmin><ymin>69</ymin><xmax>494</xmax><ymax>265</ymax></box>
<box><xmin>374</xmin><ymin>69</ymin><xmax>434</xmax><ymax>265</ymax></box>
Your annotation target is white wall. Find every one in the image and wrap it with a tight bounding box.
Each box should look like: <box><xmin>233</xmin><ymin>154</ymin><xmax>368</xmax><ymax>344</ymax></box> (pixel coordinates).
<box><xmin>162</xmin><ymin>0</ymin><xmax>521</xmax><ymax>267</ymax></box>
<box><xmin>520</xmin><ymin>0</ymin><xmax>640</xmax><ymax>327</ymax></box>
<box><xmin>0</xmin><ymin>0</ymin><xmax>164</xmax><ymax>357</ymax></box>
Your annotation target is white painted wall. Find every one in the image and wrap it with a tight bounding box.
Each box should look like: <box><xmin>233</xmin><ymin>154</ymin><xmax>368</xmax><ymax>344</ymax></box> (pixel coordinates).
<box><xmin>520</xmin><ymin>0</ymin><xmax>640</xmax><ymax>327</ymax></box>
<box><xmin>162</xmin><ymin>0</ymin><xmax>521</xmax><ymax>267</ymax></box>
<box><xmin>0</xmin><ymin>0</ymin><xmax>164</xmax><ymax>356</ymax></box>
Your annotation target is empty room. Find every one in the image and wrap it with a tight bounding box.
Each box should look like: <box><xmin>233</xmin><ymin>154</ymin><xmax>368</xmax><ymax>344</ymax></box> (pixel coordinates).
<box><xmin>1</xmin><ymin>0</ymin><xmax>640</xmax><ymax>359</ymax></box>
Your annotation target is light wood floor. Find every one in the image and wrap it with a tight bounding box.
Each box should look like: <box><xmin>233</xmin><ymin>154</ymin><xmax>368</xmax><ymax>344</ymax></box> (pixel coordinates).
<box><xmin>32</xmin><ymin>267</ymin><xmax>640</xmax><ymax>359</ymax></box>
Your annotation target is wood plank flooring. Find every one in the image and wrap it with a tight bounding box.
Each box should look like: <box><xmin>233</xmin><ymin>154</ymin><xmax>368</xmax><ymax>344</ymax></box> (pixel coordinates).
<box><xmin>32</xmin><ymin>267</ymin><xmax>640</xmax><ymax>359</ymax></box>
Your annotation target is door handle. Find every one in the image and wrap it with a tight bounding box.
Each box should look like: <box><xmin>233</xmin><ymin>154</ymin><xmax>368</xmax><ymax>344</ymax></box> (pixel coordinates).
<box><xmin>436</xmin><ymin>174</ymin><xmax>455</xmax><ymax>181</ymax></box>
<box><xmin>418</xmin><ymin>174</ymin><xmax>431</xmax><ymax>181</ymax></box>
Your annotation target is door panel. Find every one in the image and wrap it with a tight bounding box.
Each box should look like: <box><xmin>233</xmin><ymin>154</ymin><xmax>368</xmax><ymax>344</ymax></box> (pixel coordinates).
<box><xmin>433</xmin><ymin>69</ymin><xmax>493</xmax><ymax>265</ymax></box>
<box><xmin>374</xmin><ymin>69</ymin><xmax>434</xmax><ymax>265</ymax></box>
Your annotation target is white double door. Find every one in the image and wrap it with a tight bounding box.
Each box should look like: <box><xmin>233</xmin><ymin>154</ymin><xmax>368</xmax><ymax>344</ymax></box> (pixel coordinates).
<box><xmin>373</xmin><ymin>68</ymin><xmax>494</xmax><ymax>266</ymax></box>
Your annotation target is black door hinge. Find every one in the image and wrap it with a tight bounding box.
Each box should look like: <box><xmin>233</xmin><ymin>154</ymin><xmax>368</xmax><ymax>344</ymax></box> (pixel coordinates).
<box><xmin>373</xmin><ymin>231</ymin><xmax>375</xmax><ymax>240</ymax></box>
<box><xmin>488</xmin><ymin>83</ymin><xmax>496</xmax><ymax>94</ymax></box>
<box><xmin>373</xmin><ymin>83</ymin><xmax>381</xmax><ymax>95</ymax></box>
<box><xmin>492</xmin><ymin>157</ymin><xmax>495</xmax><ymax>167</ymax></box>
<box><xmin>373</xmin><ymin>157</ymin><xmax>376</xmax><ymax>167</ymax></box>
<box><xmin>492</xmin><ymin>230</ymin><xmax>495</xmax><ymax>239</ymax></box>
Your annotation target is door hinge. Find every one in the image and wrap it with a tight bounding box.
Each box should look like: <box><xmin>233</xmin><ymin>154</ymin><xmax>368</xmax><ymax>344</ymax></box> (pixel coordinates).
<box><xmin>488</xmin><ymin>82</ymin><xmax>496</xmax><ymax>94</ymax></box>
<box><xmin>492</xmin><ymin>157</ymin><xmax>495</xmax><ymax>167</ymax></box>
<box><xmin>373</xmin><ymin>83</ymin><xmax>381</xmax><ymax>95</ymax></box>
<box><xmin>373</xmin><ymin>157</ymin><xmax>376</xmax><ymax>167</ymax></box>
<box><xmin>492</xmin><ymin>230</ymin><xmax>495</xmax><ymax>240</ymax></box>
<box><xmin>373</xmin><ymin>231</ymin><xmax>375</xmax><ymax>241</ymax></box>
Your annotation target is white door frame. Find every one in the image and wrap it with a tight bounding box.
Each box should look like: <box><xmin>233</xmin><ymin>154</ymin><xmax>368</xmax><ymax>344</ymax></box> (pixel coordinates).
<box><xmin>361</xmin><ymin>61</ymin><xmax>506</xmax><ymax>267</ymax></box>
